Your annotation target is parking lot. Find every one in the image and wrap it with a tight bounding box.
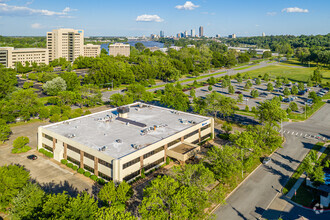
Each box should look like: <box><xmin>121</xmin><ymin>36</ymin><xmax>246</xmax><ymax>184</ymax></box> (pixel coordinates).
<box><xmin>186</xmin><ymin>78</ymin><xmax>327</xmax><ymax>114</ymax></box>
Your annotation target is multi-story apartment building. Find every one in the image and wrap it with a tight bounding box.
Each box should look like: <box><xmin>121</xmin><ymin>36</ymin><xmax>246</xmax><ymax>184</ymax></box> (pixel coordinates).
<box><xmin>0</xmin><ymin>47</ymin><xmax>48</xmax><ymax>68</ymax></box>
<box><xmin>38</xmin><ymin>103</ymin><xmax>214</xmax><ymax>182</ymax></box>
<box><xmin>47</xmin><ymin>28</ymin><xmax>84</xmax><ymax>63</ymax></box>
<box><xmin>83</xmin><ymin>44</ymin><xmax>101</xmax><ymax>58</ymax></box>
<box><xmin>109</xmin><ymin>43</ymin><xmax>130</xmax><ymax>57</ymax></box>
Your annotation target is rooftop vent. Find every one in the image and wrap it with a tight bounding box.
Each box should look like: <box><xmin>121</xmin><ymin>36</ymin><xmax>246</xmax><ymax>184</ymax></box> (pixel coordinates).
<box><xmin>66</xmin><ymin>133</ymin><xmax>76</xmax><ymax>138</ymax></box>
<box><xmin>116</xmin><ymin>139</ymin><xmax>123</xmax><ymax>143</ymax></box>
<box><xmin>98</xmin><ymin>146</ymin><xmax>107</xmax><ymax>151</ymax></box>
<box><xmin>117</xmin><ymin>106</ymin><xmax>129</xmax><ymax>118</ymax></box>
<box><xmin>132</xmin><ymin>144</ymin><xmax>141</xmax><ymax>150</ymax></box>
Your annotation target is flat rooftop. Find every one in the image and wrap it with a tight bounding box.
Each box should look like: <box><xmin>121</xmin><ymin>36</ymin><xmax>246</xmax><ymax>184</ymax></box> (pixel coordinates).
<box><xmin>43</xmin><ymin>103</ymin><xmax>209</xmax><ymax>159</ymax></box>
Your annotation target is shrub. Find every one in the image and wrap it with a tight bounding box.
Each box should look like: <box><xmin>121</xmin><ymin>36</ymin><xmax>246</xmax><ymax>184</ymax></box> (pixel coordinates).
<box><xmin>66</xmin><ymin>163</ymin><xmax>73</xmax><ymax>168</ymax></box>
<box><xmin>90</xmin><ymin>175</ymin><xmax>98</xmax><ymax>181</ymax></box>
<box><xmin>166</xmin><ymin>157</ymin><xmax>170</xmax><ymax>165</ymax></box>
<box><xmin>141</xmin><ymin>168</ymin><xmax>145</xmax><ymax>179</ymax></box>
<box><xmin>72</xmin><ymin>165</ymin><xmax>78</xmax><ymax>171</ymax></box>
<box><xmin>13</xmin><ymin>136</ymin><xmax>29</xmax><ymax>149</ymax></box>
<box><xmin>61</xmin><ymin>159</ymin><xmax>68</xmax><ymax>165</ymax></box>
<box><xmin>38</xmin><ymin>148</ymin><xmax>53</xmax><ymax>158</ymax></box>
<box><xmin>84</xmin><ymin>110</ymin><xmax>92</xmax><ymax>115</ymax></box>
<box><xmin>84</xmin><ymin>171</ymin><xmax>91</xmax><ymax>177</ymax></box>
<box><xmin>77</xmin><ymin>168</ymin><xmax>84</xmax><ymax>174</ymax></box>
<box><xmin>97</xmin><ymin>178</ymin><xmax>106</xmax><ymax>185</ymax></box>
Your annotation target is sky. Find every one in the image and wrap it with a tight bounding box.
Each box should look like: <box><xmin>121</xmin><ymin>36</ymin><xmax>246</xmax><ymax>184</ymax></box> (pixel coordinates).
<box><xmin>0</xmin><ymin>0</ymin><xmax>329</xmax><ymax>37</ymax></box>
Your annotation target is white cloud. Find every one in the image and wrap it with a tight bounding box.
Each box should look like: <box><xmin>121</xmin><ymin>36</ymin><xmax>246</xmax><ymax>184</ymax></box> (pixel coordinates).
<box><xmin>0</xmin><ymin>3</ymin><xmax>77</xmax><ymax>17</ymax></box>
<box><xmin>267</xmin><ymin>12</ymin><xmax>277</xmax><ymax>16</ymax></box>
<box><xmin>136</xmin><ymin>14</ymin><xmax>164</xmax><ymax>22</ymax></box>
<box><xmin>282</xmin><ymin>7</ymin><xmax>309</xmax><ymax>13</ymax></box>
<box><xmin>175</xmin><ymin>1</ymin><xmax>199</xmax><ymax>10</ymax></box>
<box><xmin>31</xmin><ymin>23</ymin><xmax>43</xmax><ymax>29</ymax></box>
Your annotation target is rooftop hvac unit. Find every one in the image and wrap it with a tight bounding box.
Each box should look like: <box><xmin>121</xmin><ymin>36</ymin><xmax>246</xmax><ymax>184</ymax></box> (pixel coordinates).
<box><xmin>66</xmin><ymin>133</ymin><xmax>76</xmax><ymax>138</ymax></box>
<box><xmin>116</xmin><ymin>139</ymin><xmax>122</xmax><ymax>143</ymax></box>
<box><xmin>98</xmin><ymin>146</ymin><xmax>107</xmax><ymax>151</ymax></box>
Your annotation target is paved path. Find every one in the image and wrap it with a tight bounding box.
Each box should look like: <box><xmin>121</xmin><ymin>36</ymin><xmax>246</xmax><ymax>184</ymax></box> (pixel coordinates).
<box><xmin>214</xmin><ymin>103</ymin><xmax>330</xmax><ymax>220</ymax></box>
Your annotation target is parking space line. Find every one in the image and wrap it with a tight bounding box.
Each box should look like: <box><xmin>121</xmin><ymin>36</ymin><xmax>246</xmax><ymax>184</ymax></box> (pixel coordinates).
<box><xmin>292</xmin><ymin>132</ymin><xmax>295</xmax><ymax>135</ymax></box>
<box><xmin>300</xmin><ymin>133</ymin><xmax>302</xmax><ymax>136</ymax></box>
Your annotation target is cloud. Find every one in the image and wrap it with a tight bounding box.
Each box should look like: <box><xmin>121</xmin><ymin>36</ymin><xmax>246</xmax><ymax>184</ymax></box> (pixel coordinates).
<box><xmin>282</xmin><ymin>7</ymin><xmax>309</xmax><ymax>13</ymax></box>
<box><xmin>0</xmin><ymin>3</ymin><xmax>77</xmax><ymax>17</ymax></box>
<box><xmin>136</xmin><ymin>14</ymin><xmax>164</xmax><ymax>22</ymax></box>
<box><xmin>175</xmin><ymin>1</ymin><xmax>199</xmax><ymax>10</ymax></box>
<box><xmin>31</xmin><ymin>23</ymin><xmax>43</xmax><ymax>29</ymax></box>
<box><xmin>267</xmin><ymin>12</ymin><xmax>277</xmax><ymax>16</ymax></box>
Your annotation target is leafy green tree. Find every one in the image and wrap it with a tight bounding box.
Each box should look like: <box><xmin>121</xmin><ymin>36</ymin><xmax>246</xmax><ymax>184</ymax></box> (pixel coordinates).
<box><xmin>256</xmin><ymin>99</ymin><xmax>287</xmax><ymax>127</ymax></box>
<box><xmin>289</xmin><ymin>102</ymin><xmax>298</xmax><ymax>112</ymax></box>
<box><xmin>291</xmin><ymin>85</ymin><xmax>299</xmax><ymax>95</ymax></box>
<box><xmin>283</xmin><ymin>77</ymin><xmax>290</xmax><ymax>85</ymax></box>
<box><xmin>243</xmin><ymin>74</ymin><xmax>250</xmax><ymax>80</ymax></box>
<box><xmin>262</xmin><ymin>51</ymin><xmax>272</xmax><ymax>58</ymax></box>
<box><xmin>12</xmin><ymin>136</ymin><xmax>31</xmax><ymax>153</ymax></box>
<box><xmin>298</xmin><ymin>82</ymin><xmax>305</xmax><ymax>91</ymax></box>
<box><xmin>60</xmin><ymin>72</ymin><xmax>80</xmax><ymax>91</ymax></box>
<box><xmin>98</xmin><ymin>181</ymin><xmax>117</xmax><ymax>206</ymax></box>
<box><xmin>310</xmin><ymin>166</ymin><xmax>325</xmax><ymax>186</ymax></box>
<box><xmin>275</xmin><ymin>80</ymin><xmax>282</xmax><ymax>88</ymax></box>
<box><xmin>10</xmin><ymin>183</ymin><xmax>45</xmax><ymax>219</ymax></box>
<box><xmin>263</xmin><ymin>73</ymin><xmax>270</xmax><ymax>81</ymax></box>
<box><xmin>222</xmin><ymin>122</ymin><xmax>232</xmax><ymax>134</ymax></box>
<box><xmin>94</xmin><ymin>206</ymin><xmax>136</xmax><ymax>220</ymax></box>
<box><xmin>135</xmin><ymin>42</ymin><xmax>145</xmax><ymax>52</ymax></box>
<box><xmin>221</xmin><ymin>79</ymin><xmax>228</xmax><ymax>90</ymax></box>
<box><xmin>0</xmin><ymin>65</ymin><xmax>17</xmax><ymax>98</ymax></box>
<box><xmin>43</xmin><ymin>77</ymin><xmax>67</xmax><ymax>96</ymax></box>
<box><xmin>307</xmin><ymin>77</ymin><xmax>313</xmax><ymax>87</ymax></box>
<box><xmin>267</xmin><ymin>83</ymin><xmax>274</xmax><ymax>92</ymax></box>
<box><xmin>127</xmin><ymin>83</ymin><xmax>153</xmax><ymax>102</ymax></box>
<box><xmin>244</xmin><ymin>80</ymin><xmax>252</xmax><ymax>90</ymax></box>
<box><xmin>228</xmin><ymin>85</ymin><xmax>235</xmax><ymax>94</ymax></box>
<box><xmin>189</xmin><ymin>89</ymin><xmax>196</xmax><ymax>98</ymax></box>
<box><xmin>308</xmin><ymin>91</ymin><xmax>321</xmax><ymax>103</ymax></box>
<box><xmin>23</xmin><ymin>81</ymin><xmax>34</xmax><ymax>89</ymax></box>
<box><xmin>237</xmin><ymin>53</ymin><xmax>250</xmax><ymax>63</ymax></box>
<box><xmin>255</xmin><ymin>78</ymin><xmax>261</xmax><ymax>85</ymax></box>
<box><xmin>63</xmin><ymin>192</ymin><xmax>98</xmax><ymax>220</ymax></box>
<box><xmin>0</xmin><ymin>165</ymin><xmax>30</xmax><ymax>208</ymax></box>
<box><xmin>116</xmin><ymin>181</ymin><xmax>132</xmax><ymax>204</ymax></box>
<box><xmin>101</xmin><ymin>48</ymin><xmax>108</xmax><ymax>56</ymax></box>
<box><xmin>207</xmin><ymin>77</ymin><xmax>217</xmax><ymax>85</ymax></box>
<box><xmin>283</xmin><ymin>87</ymin><xmax>291</xmax><ymax>96</ymax></box>
<box><xmin>236</xmin><ymin>74</ymin><xmax>243</xmax><ymax>85</ymax></box>
<box><xmin>250</xmin><ymin>89</ymin><xmax>259</xmax><ymax>98</ymax></box>
<box><xmin>238</xmin><ymin>94</ymin><xmax>243</xmax><ymax>103</ymax></box>
<box><xmin>208</xmin><ymin>85</ymin><xmax>213</xmax><ymax>92</ymax></box>
<box><xmin>311</xmin><ymin>68</ymin><xmax>322</xmax><ymax>84</ymax></box>
<box><xmin>204</xmin><ymin>92</ymin><xmax>236</xmax><ymax>119</ymax></box>
<box><xmin>161</xmin><ymin>84</ymin><xmax>190</xmax><ymax>111</ymax></box>
<box><xmin>0</xmin><ymin>119</ymin><xmax>11</xmax><ymax>143</ymax></box>
<box><xmin>42</xmin><ymin>192</ymin><xmax>70</xmax><ymax>219</ymax></box>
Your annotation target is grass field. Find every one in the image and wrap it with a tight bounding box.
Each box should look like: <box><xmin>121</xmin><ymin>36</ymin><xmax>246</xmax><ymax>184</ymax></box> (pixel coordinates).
<box><xmin>243</xmin><ymin>65</ymin><xmax>330</xmax><ymax>84</ymax></box>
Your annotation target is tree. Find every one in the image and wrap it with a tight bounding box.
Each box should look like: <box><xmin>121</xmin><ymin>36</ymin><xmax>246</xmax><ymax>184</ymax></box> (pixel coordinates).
<box><xmin>222</xmin><ymin>122</ymin><xmax>232</xmax><ymax>134</ymax></box>
<box><xmin>94</xmin><ymin>206</ymin><xmax>136</xmax><ymax>220</ymax></box>
<box><xmin>283</xmin><ymin>87</ymin><xmax>291</xmax><ymax>96</ymax></box>
<box><xmin>161</xmin><ymin>84</ymin><xmax>190</xmax><ymax>111</ymax></box>
<box><xmin>308</xmin><ymin>91</ymin><xmax>321</xmax><ymax>103</ymax></box>
<box><xmin>238</xmin><ymin>94</ymin><xmax>243</xmax><ymax>103</ymax></box>
<box><xmin>60</xmin><ymin>72</ymin><xmax>80</xmax><ymax>91</ymax></box>
<box><xmin>263</xmin><ymin>73</ymin><xmax>270</xmax><ymax>81</ymax></box>
<box><xmin>0</xmin><ymin>165</ymin><xmax>30</xmax><ymax>208</ymax></box>
<box><xmin>311</xmin><ymin>68</ymin><xmax>322</xmax><ymax>84</ymax></box>
<box><xmin>116</xmin><ymin>181</ymin><xmax>132</xmax><ymax>204</ymax></box>
<box><xmin>127</xmin><ymin>83</ymin><xmax>153</xmax><ymax>102</ymax></box>
<box><xmin>63</xmin><ymin>192</ymin><xmax>98</xmax><ymax>219</ymax></box>
<box><xmin>267</xmin><ymin>83</ymin><xmax>274</xmax><ymax>92</ymax></box>
<box><xmin>0</xmin><ymin>119</ymin><xmax>11</xmax><ymax>143</ymax></box>
<box><xmin>208</xmin><ymin>85</ymin><xmax>213</xmax><ymax>92</ymax></box>
<box><xmin>275</xmin><ymin>80</ymin><xmax>282</xmax><ymax>88</ymax></box>
<box><xmin>221</xmin><ymin>79</ymin><xmax>228</xmax><ymax>91</ymax></box>
<box><xmin>10</xmin><ymin>183</ymin><xmax>45</xmax><ymax>219</ymax></box>
<box><xmin>244</xmin><ymin>80</ymin><xmax>252</xmax><ymax>90</ymax></box>
<box><xmin>204</xmin><ymin>92</ymin><xmax>236</xmax><ymax>119</ymax></box>
<box><xmin>135</xmin><ymin>42</ymin><xmax>145</xmax><ymax>52</ymax></box>
<box><xmin>42</xmin><ymin>77</ymin><xmax>67</xmax><ymax>96</ymax></box>
<box><xmin>189</xmin><ymin>89</ymin><xmax>196</xmax><ymax>98</ymax></box>
<box><xmin>289</xmin><ymin>102</ymin><xmax>298</xmax><ymax>112</ymax></box>
<box><xmin>0</xmin><ymin>65</ymin><xmax>17</xmax><ymax>98</ymax></box>
<box><xmin>101</xmin><ymin>48</ymin><xmax>108</xmax><ymax>56</ymax></box>
<box><xmin>228</xmin><ymin>85</ymin><xmax>235</xmax><ymax>94</ymax></box>
<box><xmin>98</xmin><ymin>181</ymin><xmax>117</xmax><ymax>206</ymax></box>
<box><xmin>307</xmin><ymin>77</ymin><xmax>313</xmax><ymax>87</ymax></box>
<box><xmin>256</xmin><ymin>99</ymin><xmax>287</xmax><ymax>127</ymax></box>
<box><xmin>237</xmin><ymin>53</ymin><xmax>250</xmax><ymax>63</ymax></box>
<box><xmin>262</xmin><ymin>51</ymin><xmax>272</xmax><ymax>58</ymax></box>
<box><xmin>42</xmin><ymin>192</ymin><xmax>70</xmax><ymax>219</ymax></box>
<box><xmin>255</xmin><ymin>78</ymin><xmax>261</xmax><ymax>85</ymax></box>
<box><xmin>298</xmin><ymin>82</ymin><xmax>305</xmax><ymax>91</ymax></box>
<box><xmin>291</xmin><ymin>85</ymin><xmax>299</xmax><ymax>95</ymax></box>
<box><xmin>283</xmin><ymin>77</ymin><xmax>290</xmax><ymax>85</ymax></box>
<box><xmin>12</xmin><ymin>136</ymin><xmax>31</xmax><ymax>154</ymax></box>
<box><xmin>236</xmin><ymin>74</ymin><xmax>243</xmax><ymax>85</ymax></box>
<box><xmin>207</xmin><ymin>77</ymin><xmax>217</xmax><ymax>85</ymax></box>
<box><xmin>23</xmin><ymin>81</ymin><xmax>33</xmax><ymax>89</ymax></box>
<box><xmin>250</xmin><ymin>89</ymin><xmax>259</xmax><ymax>98</ymax></box>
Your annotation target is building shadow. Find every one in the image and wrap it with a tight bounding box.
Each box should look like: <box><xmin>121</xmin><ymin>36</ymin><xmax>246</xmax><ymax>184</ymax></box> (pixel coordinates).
<box><xmin>263</xmin><ymin>165</ymin><xmax>289</xmax><ymax>186</ymax></box>
<box><xmin>35</xmin><ymin>179</ymin><xmax>81</xmax><ymax>197</ymax></box>
<box><xmin>302</xmin><ymin>141</ymin><xmax>315</xmax><ymax>150</ymax></box>
<box><xmin>270</xmin><ymin>158</ymin><xmax>295</xmax><ymax>173</ymax></box>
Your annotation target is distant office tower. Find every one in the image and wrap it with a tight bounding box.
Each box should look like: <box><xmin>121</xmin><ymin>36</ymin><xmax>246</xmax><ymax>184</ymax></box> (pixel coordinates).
<box><xmin>109</xmin><ymin>43</ymin><xmax>130</xmax><ymax>57</ymax></box>
<box><xmin>191</xmin><ymin>29</ymin><xmax>195</xmax><ymax>37</ymax></box>
<box><xmin>216</xmin><ymin>34</ymin><xmax>221</xmax><ymax>38</ymax></box>
<box><xmin>177</xmin><ymin>33</ymin><xmax>181</xmax><ymax>38</ymax></box>
<box><xmin>229</xmin><ymin>34</ymin><xmax>236</xmax><ymax>38</ymax></box>
<box><xmin>184</xmin><ymin>30</ymin><xmax>188</xmax><ymax>38</ymax></box>
<box><xmin>262</xmin><ymin>32</ymin><xmax>266</xmax><ymax>37</ymax></box>
<box><xmin>160</xmin><ymin>30</ymin><xmax>165</xmax><ymax>38</ymax></box>
<box><xmin>0</xmin><ymin>47</ymin><xmax>48</xmax><ymax>68</ymax></box>
<box><xmin>181</xmin><ymin>32</ymin><xmax>185</xmax><ymax>38</ymax></box>
<box><xmin>199</xmin><ymin>26</ymin><xmax>204</xmax><ymax>37</ymax></box>
<box><xmin>47</xmin><ymin>28</ymin><xmax>84</xmax><ymax>63</ymax></box>
<box><xmin>83</xmin><ymin>44</ymin><xmax>101</xmax><ymax>58</ymax></box>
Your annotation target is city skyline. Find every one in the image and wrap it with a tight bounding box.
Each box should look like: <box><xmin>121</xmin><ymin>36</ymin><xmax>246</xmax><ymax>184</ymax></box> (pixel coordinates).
<box><xmin>0</xmin><ymin>0</ymin><xmax>329</xmax><ymax>36</ymax></box>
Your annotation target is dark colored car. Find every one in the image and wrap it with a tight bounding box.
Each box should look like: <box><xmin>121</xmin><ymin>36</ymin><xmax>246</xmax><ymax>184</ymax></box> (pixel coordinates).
<box><xmin>27</xmin><ymin>155</ymin><xmax>38</xmax><ymax>160</ymax></box>
<box><xmin>298</xmin><ymin>91</ymin><xmax>306</xmax><ymax>95</ymax></box>
<box><xmin>283</xmin><ymin>98</ymin><xmax>290</xmax><ymax>102</ymax></box>
<box><xmin>235</xmin><ymin>91</ymin><xmax>242</xmax><ymax>94</ymax></box>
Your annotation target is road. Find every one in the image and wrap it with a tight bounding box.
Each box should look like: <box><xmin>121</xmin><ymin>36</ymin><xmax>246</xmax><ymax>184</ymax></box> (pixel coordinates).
<box><xmin>214</xmin><ymin>103</ymin><xmax>330</xmax><ymax>220</ymax></box>
<box><xmin>101</xmin><ymin>61</ymin><xmax>273</xmax><ymax>101</ymax></box>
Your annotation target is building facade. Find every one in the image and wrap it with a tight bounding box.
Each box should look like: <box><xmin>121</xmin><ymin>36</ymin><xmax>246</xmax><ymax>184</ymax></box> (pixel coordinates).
<box><xmin>199</xmin><ymin>26</ymin><xmax>204</xmax><ymax>37</ymax></box>
<box><xmin>0</xmin><ymin>47</ymin><xmax>48</xmax><ymax>68</ymax></box>
<box><xmin>109</xmin><ymin>43</ymin><xmax>130</xmax><ymax>57</ymax></box>
<box><xmin>160</xmin><ymin>30</ymin><xmax>165</xmax><ymax>38</ymax></box>
<box><xmin>47</xmin><ymin>28</ymin><xmax>84</xmax><ymax>63</ymax></box>
<box><xmin>38</xmin><ymin>103</ymin><xmax>214</xmax><ymax>183</ymax></box>
<box><xmin>83</xmin><ymin>44</ymin><xmax>101</xmax><ymax>58</ymax></box>
<box><xmin>191</xmin><ymin>29</ymin><xmax>195</xmax><ymax>37</ymax></box>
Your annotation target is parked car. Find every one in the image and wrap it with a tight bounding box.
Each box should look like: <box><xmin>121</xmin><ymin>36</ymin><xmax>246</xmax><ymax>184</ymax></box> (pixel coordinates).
<box><xmin>235</xmin><ymin>91</ymin><xmax>242</xmax><ymax>94</ymax></box>
<box><xmin>27</xmin><ymin>155</ymin><xmax>38</xmax><ymax>160</ymax></box>
<box><xmin>260</xmin><ymin>93</ymin><xmax>268</xmax><ymax>97</ymax></box>
<box><xmin>263</xmin><ymin>157</ymin><xmax>271</xmax><ymax>164</ymax></box>
<box><xmin>283</xmin><ymin>98</ymin><xmax>290</xmax><ymax>102</ymax></box>
<box><xmin>298</xmin><ymin>91</ymin><xmax>306</xmax><ymax>95</ymax></box>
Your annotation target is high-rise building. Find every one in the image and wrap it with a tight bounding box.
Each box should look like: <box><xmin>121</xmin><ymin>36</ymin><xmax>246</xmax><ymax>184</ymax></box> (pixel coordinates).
<box><xmin>191</xmin><ymin>29</ymin><xmax>195</xmax><ymax>37</ymax></box>
<box><xmin>109</xmin><ymin>43</ymin><xmax>130</xmax><ymax>57</ymax></box>
<box><xmin>184</xmin><ymin>30</ymin><xmax>188</xmax><ymax>38</ymax></box>
<box><xmin>47</xmin><ymin>28</ymin><xmax>84</xmax><ymax>63</ymax></box>
<box><xmin>216</xmin><ymin>34</ymin><xmax>221</xmax><ymax>38</ymax></box>
<box><xmin>262</xmin><ymin>32</ymin><xmax>266</xmax><ymax>37</ymax></box>
<box><xmin>160</xmin><ymin>30</ymin><xmax>165</xmax><ymax>38</ymax></box>
<box><xmin>229</xmin><ymin>34</ymin><xmax>236</xmax><ymax>39</ymax></box>
<box><xmin>84</xmin><ymin>44</ymin><xmax>101</xmax><ymax>58</ymax></box>
<box><xmin>199</xmin><ymin>26</ymin><xmax>204</xmax><ymax>37</ymax></box>
<box><xmin>0</xmin><ymin>47</ymin><xmax>48</xmax><ymax>68</ymax></box>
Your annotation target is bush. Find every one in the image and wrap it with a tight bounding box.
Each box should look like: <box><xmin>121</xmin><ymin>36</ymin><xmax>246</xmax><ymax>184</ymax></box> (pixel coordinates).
<box><xmin>72</xmin><ymin>165</ymin><xmax>78</xmax><ymax>171</ymax></box>
<box><xmin>13</xmin><ymin>136</ymin><xmax>29</xmax><ymax>149</ymax></box>
<box><xmin>166</xmin><ymin>157</ymin><xmax>170</xmax><ymax>165</ymax></box>
<box><xmin>38</xmin><ymin>148</ymin><xmax>53</xmax><ymax>158</ymax></box>
<box><xmin>97</xmin><ymin>178</ymin><xmax>106</xmax><ymax>185</ymax></box>
<box><xmin>11</xmin><ymin>145</ymin><xmax>31</xmax><ymax>154</ymax></box>
<box><xmin>141</xmin><ymin>168</ymin><xmax>145</xmax><ymax>179</ymax></box>
<box><xmin>84</xmin><ymin>171</ymin><xmax>91</xmax><ymax>177</ymax></box>
<box><xmin>77</xmin><ymin>168</ymin><xmax>84</xmax><ymax>174</ymax></box>
<box><xmin>84</xmin><ymin>110</ymin><xmax>92</xmax><ymax>115</ymax></box>
<box><xmin>66</xmin><ymin>163</ymin><xmax>73</xmax><ymax>168</ymax></box>
<box><xmin>61</xmin><ymin>159</ymin><xmax>68</xmax><ymax>165</ymax></box>
<box><xmin>90</xmin><ymin>175</ymin><xmax>98</xmax><ymax>181</ymax></box>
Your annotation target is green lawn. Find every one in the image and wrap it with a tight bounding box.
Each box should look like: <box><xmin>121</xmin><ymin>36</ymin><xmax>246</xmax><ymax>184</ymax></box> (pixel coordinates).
<box><xmin>234</xmin><ymin>64</ymin><xmax>259</xmax><ymax>71</ymax></box>
<box><xmin>291</xmin><ymin>182</ymin><xmax>315</xmax><ymax>207</ymax></box>
<box><xmin>243</xmin><ymin>65</ymin><xmax>330</xmax><ymax>84</ymax></box>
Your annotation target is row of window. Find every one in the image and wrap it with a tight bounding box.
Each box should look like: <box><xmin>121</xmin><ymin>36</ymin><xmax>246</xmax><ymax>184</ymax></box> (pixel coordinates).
<box><xmin>99</xmin><ymin>172</ymin><xmax>112</xmax><ymax>181</ymax></box>
<box><xmin>201</xmin><ymin>124</ymin><xmax>211</xmax><ymax>131</ymax></box>
<box><xmin>123</xmin><ymin>157</ymin><xmax>140</xmax><ymax>170</ymax></box>
<box><xmin>84</xmin><ymin>152</ymin><xmax>94</xmax><ymax>160</ymax></box>
<box><xmin>184</xmin><ymin>129</ymin><xmax>199</xmax><ymax>140</ymax></box>
<box><xmin>84</xmin><ymin>164</ymin><xmax>94</xmax><ymax>173</ymax></box>
<box><xmin>67</xmin><ymin>156</ymin><xmax>80</xmax><ymax>166</ymax></box>
<box><xmin>143</xmin><ymin>146</ymin><xmax>164</xmax><ymax>159</ymax></box>
<box><xmin>123</xmin><ymin>170</ymin><xmax>140</xmax><ymax>182</ymax></box>
<box><xmin>67</xmin><ymin>144</ymin><xmax>80</xmax><ymax>154</ymax></box>
<box><xmin>99</xmin><ymin>158</ymin><xmax>112</xmax><ymax>169</ymax></box>
<box><xmin>44</xmin><ymin>133</ymin><xmax>53</xmax><ymax>141</ymax></box>
<box><xmin>42</xmin><ymin>144</ymin><xmax>53</xmax><ymax>152</ymax></box>
<box><xmin>143</xmin><ymin>158</ymin><xmax>164</xmax><ymax>172</ymax></box>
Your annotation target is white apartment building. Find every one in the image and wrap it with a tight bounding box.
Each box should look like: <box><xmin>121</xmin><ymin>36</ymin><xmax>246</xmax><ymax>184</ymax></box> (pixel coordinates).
<box><xmin>38</xmin><ymin>103</ymin><xmax>214</xmax><ymax>182</ymax></box>
<box><xmin>0</xmin><ymin>47</ymin><xmax>48</xmax><ymax>68</ymax></box>
<box><xmin>47</xmin><ymin>29</ymin><xmax>84</xmax><ymax>63</ymax></box>
<box><xmin>109</xmin><ymin>43</ymin><xmax>130</xmax><ymax>57</ymax></box>
<box><xmin>83</xmin><ymin>44</ymin><xmax>101</xmax><ymax>58</ymax></box>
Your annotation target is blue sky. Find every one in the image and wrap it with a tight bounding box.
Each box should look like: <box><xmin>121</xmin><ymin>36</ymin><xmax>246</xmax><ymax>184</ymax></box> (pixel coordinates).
<box><xmin>0</xmin><ymin>0</ymin><xmax>329</xmax><ymax>37</ymax></box>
